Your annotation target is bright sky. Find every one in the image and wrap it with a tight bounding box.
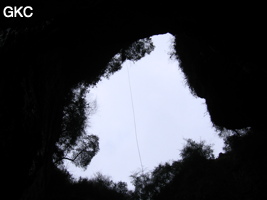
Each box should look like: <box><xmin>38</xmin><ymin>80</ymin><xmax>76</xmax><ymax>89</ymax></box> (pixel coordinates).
<box><xmin>66</xmin><ymin>33</ymin><xmax>224</xmax><ymax>190</ymax></box>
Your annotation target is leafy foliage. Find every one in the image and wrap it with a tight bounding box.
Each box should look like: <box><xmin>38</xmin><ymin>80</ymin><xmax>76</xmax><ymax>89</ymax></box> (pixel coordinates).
<box><xmin>123</xmin><ymin>37</ymin><xmax>155</xmax><ymax>62</ymax></box>
<box><xmin>130</xmin><ymin>161</ymin><xmax>181</xmax><ymax>200</ymax></box>
<box><xmin>53</xmin><ymin>83</ymin><xmax>99</xmax><ymax>169</ymax></box>
<box><xmin>48</xmin><ymin>169</ymin><xmax>131</xmax><ymax>200</ymax></box>
<box><xmin>52</xmin><ymin>37</ymin><xmax>154</xmax><ymax>170</ymax></box>
<box><xmin>217</xmin><ymin>127</ymin><xmax>251</xmax><ymax>152</ymax></box>
<box><xmin>130</xmin><ymin>139</ymin><xmax>214</xmax><ymax>200</ymax></box>
<box><xmin>129</xmin><ymin>129</ymin><xmax>267</xmax><ymax>200</ymax></box>
<box><xmin>104</xmin><ymin>37</ymin><xmax>155</xmax><ymax>78</ymax></box>
<box><xmin>130</xmin><ymin>171</ymin><xmax>151</xmax><ymax>200</ymax></box>
<box><xmin>47</xmin><ymin>132</ymin><xmax>267</xmax><ymax>199</ymax></box>
<box><xmin>180</xmin><ymin>138</ymin><xmax>215</xmax><ymax>161</ymax></box>
<box><xmin>68</xmin><ymin>134</ymin><xmax>99</xmax><ymax>169</ymax></box>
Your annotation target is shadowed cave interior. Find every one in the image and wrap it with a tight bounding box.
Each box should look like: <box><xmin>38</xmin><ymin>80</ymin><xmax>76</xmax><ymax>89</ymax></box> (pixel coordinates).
<box><xmin>0</xmin><ymin>1</ymin><xmax>266</xmax><ymax>199</ymax></box>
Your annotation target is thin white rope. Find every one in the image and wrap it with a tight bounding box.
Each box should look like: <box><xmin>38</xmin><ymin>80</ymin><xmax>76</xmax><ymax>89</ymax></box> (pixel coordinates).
<box><xmin>126</xmin><ymin>61</ymin><xmax>144</xmax><ymax>174</ymax></box>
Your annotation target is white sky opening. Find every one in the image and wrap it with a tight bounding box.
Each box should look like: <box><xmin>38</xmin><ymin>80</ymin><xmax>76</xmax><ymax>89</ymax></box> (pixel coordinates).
<box><xmin>65</xmin><ymin>33</ymin><xmax>224</xmax><ymax>190</ymax></box>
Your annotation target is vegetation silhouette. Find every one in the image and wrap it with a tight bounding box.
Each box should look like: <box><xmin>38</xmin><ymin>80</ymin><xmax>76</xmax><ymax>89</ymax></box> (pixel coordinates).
<box><xmin>1</xmin><ymin>1</ymin><xmax>266</xmax><ymax>199</ymax></box>
<box><xmin>53</xmin><ymin>83</ymin><xmax>99</xmax><ymax>170</ymax></box>
<box><xmin>129</xmin><ymin>131</ymin><xmax>267</xmax><ymax>200</ymax></box>
<box><xmin>33</xmin><ymin>130</ymin><xmax>267</xmax><ymax>199</ymax></box>
<box><xmin>0</xmin><ymin>29</ymin><xmax>154</xmax><ymax>198</ymax></box>
<box><xmin>47</xmin><ymin>169</ymin><xmax>131</xmax><ymax>200</ymax></box>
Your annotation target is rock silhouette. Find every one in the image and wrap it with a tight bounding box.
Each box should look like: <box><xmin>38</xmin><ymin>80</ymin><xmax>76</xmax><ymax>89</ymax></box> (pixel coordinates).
<box><xmin>0</xmin><ymin>1</ymin><xmax>266</xmax><ymax>199</ymax></box>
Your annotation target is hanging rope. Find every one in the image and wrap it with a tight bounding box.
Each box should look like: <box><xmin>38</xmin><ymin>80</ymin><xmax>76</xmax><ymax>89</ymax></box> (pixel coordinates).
<box><xmin>126</xmin><ymin>61</ymin><xmax>144</xmax><ymax>174</ymax></box>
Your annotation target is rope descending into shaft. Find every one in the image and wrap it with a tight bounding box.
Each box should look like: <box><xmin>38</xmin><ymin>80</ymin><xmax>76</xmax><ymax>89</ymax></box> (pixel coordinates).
<box><xmin>126</xmin><ymin>61</ymin><xmax>144</xmax><ymax>175</ymax></box>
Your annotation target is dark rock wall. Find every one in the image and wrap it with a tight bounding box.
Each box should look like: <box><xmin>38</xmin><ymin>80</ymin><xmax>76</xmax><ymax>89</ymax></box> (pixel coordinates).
<box><xmin>0</xmin><ymin>1</ymin><xmax>266</xmax><ymax>198</ymax></box>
